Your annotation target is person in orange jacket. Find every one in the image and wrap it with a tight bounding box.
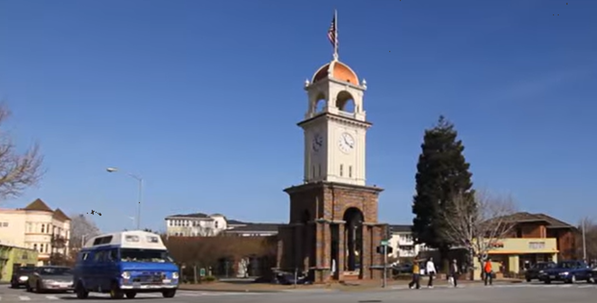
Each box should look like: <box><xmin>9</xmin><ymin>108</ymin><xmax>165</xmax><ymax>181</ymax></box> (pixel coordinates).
<box><xmin>484</xmin><ymin>258</ymin><xmax>493</xmax><ymax>286</ymax></box>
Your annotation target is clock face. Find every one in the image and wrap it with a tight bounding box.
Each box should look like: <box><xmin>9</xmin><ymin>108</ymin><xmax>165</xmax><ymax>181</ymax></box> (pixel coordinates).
<box><xmin>338</xmin><ymin>132</ymin><xmax>355</xmax><ymax>153</ymax></box>
<box><xmin>312</xmin><ymin>133</ymin><xmax>323</xmax><ymax>152</ymax></box>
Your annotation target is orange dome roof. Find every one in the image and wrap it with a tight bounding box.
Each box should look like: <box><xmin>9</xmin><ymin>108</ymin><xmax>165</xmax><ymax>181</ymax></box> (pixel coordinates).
<box><xmin>311</xmin><ymin>60</ymin><xmax>359</xmax><ymax>85</ymax></box>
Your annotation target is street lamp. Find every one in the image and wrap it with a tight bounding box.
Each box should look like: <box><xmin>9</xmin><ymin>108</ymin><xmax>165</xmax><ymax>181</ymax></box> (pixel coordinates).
<box><xmin>106</xmin><ymin>167</ymin><xmax>143</xmax><ymax>230</ymax></box>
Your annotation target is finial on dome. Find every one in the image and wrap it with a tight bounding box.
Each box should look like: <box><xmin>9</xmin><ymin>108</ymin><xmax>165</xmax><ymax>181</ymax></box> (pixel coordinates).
<box><xmin>304</xmin><ymin>79</ymin><xmax>310</xmax><ymax>88</ymax></box>
<box><xmin>362</xmin><ymin>78</ymin><xmax>367</xmax><ymax>89</ymax></box>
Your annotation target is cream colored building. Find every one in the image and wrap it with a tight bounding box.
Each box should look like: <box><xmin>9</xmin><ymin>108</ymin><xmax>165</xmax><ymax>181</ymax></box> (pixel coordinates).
<box><xmin>472</xmin><ymin>238</ymin><xmax>558</xmax><ymax>280</ymax></box>
<box><xmin>0</xmin><ymin>199</ymin><xmax>71</xmax><ymax>265</ymax></box>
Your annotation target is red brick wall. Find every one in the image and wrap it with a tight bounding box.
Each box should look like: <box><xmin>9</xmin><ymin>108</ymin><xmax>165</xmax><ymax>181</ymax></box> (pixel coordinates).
<box><xmin>551</xmin><ymin>229</ymin><xmax>577</xmax><ymax>260</ymax></box>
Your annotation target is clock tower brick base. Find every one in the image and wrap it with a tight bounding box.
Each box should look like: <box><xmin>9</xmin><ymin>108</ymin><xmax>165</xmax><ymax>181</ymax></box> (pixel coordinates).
<box><xmin>276</xmin><ymin>181</ymin><xmax>389</xmax><ymax>283</ymax></box>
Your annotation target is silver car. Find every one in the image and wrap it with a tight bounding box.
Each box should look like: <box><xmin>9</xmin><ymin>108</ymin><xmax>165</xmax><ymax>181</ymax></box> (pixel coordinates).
<box><xmin>26</xmin><ymin>266</ymin><xmax>74</xmax><ymax>293</ymax></box>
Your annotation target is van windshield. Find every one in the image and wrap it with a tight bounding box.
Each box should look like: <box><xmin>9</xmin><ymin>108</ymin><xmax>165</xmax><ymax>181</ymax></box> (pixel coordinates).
<box><xmin>120</xmin><ymin>248</ymin><xmax>173</xmax><ymax>263</ymax></box>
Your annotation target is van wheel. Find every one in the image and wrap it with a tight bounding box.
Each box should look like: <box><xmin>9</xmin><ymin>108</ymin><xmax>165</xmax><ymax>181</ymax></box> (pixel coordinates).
<box><xmin>75</xmin><ymin>282</ymin><xmax>89</xmax><ymax>299</ymax></box>
<box><xmin>109</xmin><ymin>282</ymin><xmax>124</xmax><ymax>299</ymax></box>
<box><xmin>125</xmin><ymin>291</ymin><xmax>136</xmax><ymax>299</ymax></box>
<box><xmin>162</xmin><ymin>289</ymin><xmax>176</xmax><ymax>298</ymax></box>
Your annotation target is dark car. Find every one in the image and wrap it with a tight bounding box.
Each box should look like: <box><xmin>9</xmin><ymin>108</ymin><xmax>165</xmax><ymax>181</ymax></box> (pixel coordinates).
<box><xmin>538</xmin><ymin>260</ymin><xmax>592</xmax><ymax>284</ymax></box>
<box><xmin>10</xmin><ymin>266</ymin><xmax>36</xmax><ymax>288</ymax></box>
<box><xmin>392</xmin><ymin>263</ymin><xmax>413</xmax><ymax>275</ymax></box>
<box><xmin>525</xmin><ymin>261</ymin><xmax>556</xmax><ymax>282</ymax></box>
<box><xmin>590</xmin><ymin>267</ymin><xmax>597</xmax><ymax>283</ymax></box>
<box><xmin>274</xmin><ymin>271</ymin><xmax>312</xmax><ymax>285</ymax></box>
<box><xmin>26</xmin><ymin>266</ymin><xmax>74</xmax><ymax>293</ymax></box>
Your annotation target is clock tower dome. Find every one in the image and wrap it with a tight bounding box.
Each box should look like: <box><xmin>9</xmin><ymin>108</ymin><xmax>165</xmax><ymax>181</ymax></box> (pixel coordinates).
<box><xmin>301</xmin><ymin>58</ymin><xmax>370</xmax><ymax>186</ymax></box>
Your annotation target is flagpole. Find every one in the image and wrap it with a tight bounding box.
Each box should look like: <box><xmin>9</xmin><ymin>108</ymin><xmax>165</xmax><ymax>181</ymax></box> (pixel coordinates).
<box><xmin>334</xmin><ymin>9</ymin><xmax>339</xmax><ymax>60</ymax></box>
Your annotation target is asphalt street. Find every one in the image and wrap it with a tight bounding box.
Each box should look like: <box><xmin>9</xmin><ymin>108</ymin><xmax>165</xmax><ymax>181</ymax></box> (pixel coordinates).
<box><xmin>0</xmin><ymin>283</ymin><xmax>595</xmax><ymax>302</ymax></box>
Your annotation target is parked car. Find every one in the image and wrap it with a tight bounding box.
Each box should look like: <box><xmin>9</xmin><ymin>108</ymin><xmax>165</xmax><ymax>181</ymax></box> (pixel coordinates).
<box><xmin>538</xmin><ymin>260</ymin><xmax>592</xmax><ymax>284</ymax></box>
<box><xmin>392</xmin><ymin>263</ymin><xmax>413</xmax><ymax>275</ymax></box>
<box><xmin>274</xmin><ymin>271</ymin><xmax>312</xmax><ymax>285</ymax></box>
<box><xmin>525</xmin><ymin>261</ymin><xmax>556</xmax><ymax>282</ymax></box>
<box><xmin>10</xmin><ymin>266</ymin><xmax>36</xmax><ymax>288</ymax></box>
<box><xmin>26</xmin><ymin>266</ymin><xmax>74</xmax><ymax>293</ymax></box>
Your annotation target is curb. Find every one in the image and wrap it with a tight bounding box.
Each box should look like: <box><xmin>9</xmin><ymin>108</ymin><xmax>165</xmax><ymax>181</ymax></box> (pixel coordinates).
<box><xmin>178</xmin><ymin>287</ymin><xmax>282</xmax><ymax>293</ymax></box>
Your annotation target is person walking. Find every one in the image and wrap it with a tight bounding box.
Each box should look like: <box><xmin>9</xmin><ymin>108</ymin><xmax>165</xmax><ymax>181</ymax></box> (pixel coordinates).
<box><xmin>426</xmin><ymin>257</ymin><xmax>437</xmax><ymax>288</ymax></box>
<box><xmin>449</xmin><ymin>259</ymin><xmax>459</xmax><ymax>287</ymax></box>
<box><xmin>484</xmin><ymin>258</ymin><xmax>493</xmax><ymax>286</ymax></box>
<box><xmin>408</xmin><ymin>260</ymin><xmax>421</xmax><ymax>289</ymax></box>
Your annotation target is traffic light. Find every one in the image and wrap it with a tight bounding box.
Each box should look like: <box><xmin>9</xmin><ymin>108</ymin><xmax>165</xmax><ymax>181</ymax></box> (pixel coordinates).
<box><xmin>386</xmin><ymin>225</ymin><xmax>393</xmax><ymax>240</ymax></box>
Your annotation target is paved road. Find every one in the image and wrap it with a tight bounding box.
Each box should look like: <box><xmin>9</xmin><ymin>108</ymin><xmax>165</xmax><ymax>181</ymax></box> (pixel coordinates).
<box><xmin>0</xmin><ymin>283</ymin><xmax>595</xmax><ymax>302</ymax></box>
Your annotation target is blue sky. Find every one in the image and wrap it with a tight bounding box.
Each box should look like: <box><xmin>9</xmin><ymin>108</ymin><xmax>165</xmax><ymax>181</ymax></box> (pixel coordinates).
<box><xmin>0</xmin><ymin>0</ymin><xmax>595</xmax><ymax>233</ymax></box>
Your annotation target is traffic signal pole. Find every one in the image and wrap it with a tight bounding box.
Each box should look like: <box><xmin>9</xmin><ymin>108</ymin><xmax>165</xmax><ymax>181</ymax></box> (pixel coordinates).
<box><xmin>382</xmin><ymin>243</ymin><xmax>387</xmax><ymax>288</ymax></box>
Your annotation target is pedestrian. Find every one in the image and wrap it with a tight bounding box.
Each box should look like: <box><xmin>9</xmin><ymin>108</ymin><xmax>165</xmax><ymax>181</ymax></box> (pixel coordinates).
<box><xmin>426</xmin><ymin>257</ymin><xmax>437</xmax><ymax>288</ymax></box>
<box><xmin>408</xmin><ymin>259</ymin><xmax>421</xmax><ymax>289</ymax></box>
<box><xmin>484</xmin><ymin>258</ymin><xmax>493</xmax><ymax>286</ymax></box>
<box><xmin>449</xmin><ymin>259</ymin><xmax>459</xmax><ymax>287</ymax></box>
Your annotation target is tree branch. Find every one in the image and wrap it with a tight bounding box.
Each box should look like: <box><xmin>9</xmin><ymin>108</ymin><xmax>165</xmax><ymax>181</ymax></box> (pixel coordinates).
<box><xmin>0</xmin><ymin>104</ymin><xmax>45</xmax><ymax>201</ymax></box>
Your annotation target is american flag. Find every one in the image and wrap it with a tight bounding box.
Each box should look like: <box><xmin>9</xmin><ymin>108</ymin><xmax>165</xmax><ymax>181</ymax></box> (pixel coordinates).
<box><xmin>327</xmin><ymin>15</ymin><xmax>337</xmax><ymax>48</ymax></box>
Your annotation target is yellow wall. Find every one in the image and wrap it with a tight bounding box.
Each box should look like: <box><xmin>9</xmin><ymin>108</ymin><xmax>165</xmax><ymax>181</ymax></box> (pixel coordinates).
<box><xmin>0</xmin><ymin>245</ymin><xmax>38</xmax><ymax>282</ymax></box>
<box><xmin>472</xmin><ymin>238</ymin><xmax>558</xmax><ymax>280</ymax></box>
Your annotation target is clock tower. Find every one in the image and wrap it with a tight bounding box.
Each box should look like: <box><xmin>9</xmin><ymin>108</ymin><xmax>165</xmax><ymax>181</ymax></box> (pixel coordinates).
<box><xmin>276</xmin><ymin>54</ymin><xmax>388</xmax><ymax>283</ymax></box>
<box><xmin>301</xmin><ymin>59</ymin><xmax>370</xmax><ymax>186</ymax></box>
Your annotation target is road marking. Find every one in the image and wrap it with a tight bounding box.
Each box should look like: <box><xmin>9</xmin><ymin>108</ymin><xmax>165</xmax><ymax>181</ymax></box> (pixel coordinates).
<box><xmin>18</xmin><ymin>296</ymin><xmax>30</xmax><ymax>301</ymax></box>
<box><xmin>46</xmin><ymin>295</ymin><xmax>60</xmax><ymax>300</ymax></box>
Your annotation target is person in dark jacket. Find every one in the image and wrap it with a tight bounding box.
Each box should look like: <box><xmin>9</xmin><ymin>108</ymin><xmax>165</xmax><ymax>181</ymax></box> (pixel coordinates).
<box><xmin>449</xmin><ymin>259</ymin><xmax>459</xmax><ymax>287</ymax></box>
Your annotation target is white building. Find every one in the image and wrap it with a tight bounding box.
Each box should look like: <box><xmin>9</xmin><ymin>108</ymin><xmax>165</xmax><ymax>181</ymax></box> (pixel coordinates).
<box><xmin>387</xmin><ymin>224</ymin><xmax>428</xmax><ymax>259</ymax></box>
<box><xmin>0</xmin><ymin>199</ymin><xmax>71</xmax><ymax>265</ymax></box>
<box><xmin>164</xmin><ymin>213</ymin><xmax>228</xmax><ymax>236</ymax></box>
<box><xmin>164</xmin><ymin>213</ymin><xmax>282</xmax><ymax>237</ymax></box>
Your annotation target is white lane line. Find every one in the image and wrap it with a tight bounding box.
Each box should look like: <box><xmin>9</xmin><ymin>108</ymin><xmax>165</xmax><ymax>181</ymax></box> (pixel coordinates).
<box><xmin>18</xmin><ymin>296</ymin><xmax>31</xmax><ymax>301</ymax></box>
<box><xmin>46</xmin><ymin>295</ymin><xmax>60</xmax><ymax>300</ymax></box>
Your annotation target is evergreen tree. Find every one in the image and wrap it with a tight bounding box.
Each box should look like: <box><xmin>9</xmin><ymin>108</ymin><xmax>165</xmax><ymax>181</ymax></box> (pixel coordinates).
<box><xmin>412</xmin><ymin>115</ymin><xmax>474</xmax><ymax>256</ymax></box>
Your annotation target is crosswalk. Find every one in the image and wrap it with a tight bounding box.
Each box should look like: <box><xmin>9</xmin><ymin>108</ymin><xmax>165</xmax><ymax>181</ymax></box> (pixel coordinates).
<box><xmin>391</xmin><ymin>283</ymin><xmax>597</xmax><ymax>290</ymax></box>
<box><xmin>0</xmin><ymin>290</ymin><xmax>265</xmax><ymax>301</ymax></box>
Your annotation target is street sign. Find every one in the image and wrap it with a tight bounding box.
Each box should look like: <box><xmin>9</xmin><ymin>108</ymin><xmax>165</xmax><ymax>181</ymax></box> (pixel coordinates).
<box><xmin>200</xmin><ymin>268</ymin><xmax>206</xmax><ymax>277</ymax></box>
<box><xmin>381</xmin><ymin>240</ymin><xmax>388</xmax><ymax>246</ymax></box>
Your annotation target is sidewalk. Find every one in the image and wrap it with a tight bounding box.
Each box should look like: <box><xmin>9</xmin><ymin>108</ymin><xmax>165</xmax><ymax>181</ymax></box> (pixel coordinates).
<box><xmin>178</xmin><ymin>278</ymin><xmax>523</xmax><ymax>293</ymax></box>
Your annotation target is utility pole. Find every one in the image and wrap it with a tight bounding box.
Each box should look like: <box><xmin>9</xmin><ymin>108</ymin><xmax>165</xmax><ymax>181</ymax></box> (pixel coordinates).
<box><xmin>582</xmin><ymin>218</ymin><xmax>587</xmax><ymax>261</ymax></box>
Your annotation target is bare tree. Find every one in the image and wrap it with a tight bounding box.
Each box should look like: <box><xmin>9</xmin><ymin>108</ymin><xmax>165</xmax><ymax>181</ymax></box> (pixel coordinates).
<box><xmin>69</xmin><ymin>214</ymin><xmax>101</xmax><ymax>250</ymax></box>
<box><xmin>439</xmin><ymin>190</ymin><xmax>518</xmax><ymax>276</ymax></box>
<box><xmin>0</xmin><ymin>104</ymin><xmax>44</xmax><ymax>201</ymax></box>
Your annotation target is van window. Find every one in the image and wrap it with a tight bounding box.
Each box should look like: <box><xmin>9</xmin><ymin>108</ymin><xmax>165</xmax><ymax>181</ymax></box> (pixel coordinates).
<box><xmin>107</xmin><ymin>249</ymin><xmax>118</xmax><ymax>262</ymax></box>
<box><xmin>94</xmin><ymin>251</ymin><xmax>106</xmax><ymax>262</ymax></box>
<box><xmin>80</xmin><ymin>252</ymin><xmax>89</xmax><ymax>261</ymax></box>
<box><xmin>120</xmin><ymin>248</ymin><xmax>173</xmax><ymax>263</ymax></box>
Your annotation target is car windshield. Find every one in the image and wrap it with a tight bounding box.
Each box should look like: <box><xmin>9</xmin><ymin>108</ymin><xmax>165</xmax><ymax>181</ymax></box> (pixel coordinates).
<box><xmin>556</xmin><ymin>262</ymin><xmax>577</xmax><ymax>269</ymax></box>
<box><xmin>536</xmin><ymin>262</ymin><xmax>555</xmax><ymax>269</ymax></box>
<box><xmin>38</xmin><ymin>267</ymin><xmax>72</xmax><ymax>275</ymax></box>
<box><xmin>16</xmin><ymin>267</ymin><xmax>35</xmax><ymax>274</ymax></box>
<box><xmin>120</xmin><ymin>248</ymin><xmax>173</xmax><ymax>263</ymax></box>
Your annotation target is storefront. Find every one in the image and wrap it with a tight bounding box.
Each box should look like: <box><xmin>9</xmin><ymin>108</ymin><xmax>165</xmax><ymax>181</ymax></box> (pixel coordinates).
<box><xmin>0</xmin><ymin>244</ymin><xmax>38</xmax><ymax>282</ymax></box>
<box><xmin>473</xmin><ymin>238</ymin><xmax>558</xmax><ymax>280</ymax></box>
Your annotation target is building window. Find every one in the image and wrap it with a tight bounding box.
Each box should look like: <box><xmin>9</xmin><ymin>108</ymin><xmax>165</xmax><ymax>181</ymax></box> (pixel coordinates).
<box><xmin>40</xmin><ymin>244</ymin><xmax>44</xmax><ymax>252</ymax></box>
<box><xmin>33</xmin><ymin>244</ymin><xmax>37</xmax><ymax>251</ymax></box>
<box><xmin>340</xmin><ymin>164</ymin><xmax>343</xmax><ymax>177</ymax></box>
<box><xmin>215</xmin><ymin>221</ymin><xmax>219</xmax><ymax>229</ymax></box>
<box><xmin>41</xmin><ymin>224</ymin><xmax>45</xmax><ymax>233</ymax></box>
<box><xmin>349</xmin><ymin>166</ymin><xmax>352</xmax><ymax>178</ymax></box>
<box><xmin>0</xmin><ymin>222</ymin><xmax>7</xmax><ymax>227</ymax></box>
<box><xmin>516</xmin><ymin>228</ymin><xmax>522</xmax><ymax>238</ymax></box>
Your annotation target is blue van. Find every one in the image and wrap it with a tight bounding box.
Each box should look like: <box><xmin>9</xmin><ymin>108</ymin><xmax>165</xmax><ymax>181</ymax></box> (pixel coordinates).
<box><xmin>73</xmin><ymin>230</ymin><xmax>179</xmax><ymax>299</ymax></box>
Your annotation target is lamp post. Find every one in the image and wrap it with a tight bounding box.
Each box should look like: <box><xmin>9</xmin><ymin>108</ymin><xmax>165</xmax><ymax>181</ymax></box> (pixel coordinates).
<box><xmin>106</xmin><ymin>167</ymin><xmax>143</xmax><ymax>230</ymax></box>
